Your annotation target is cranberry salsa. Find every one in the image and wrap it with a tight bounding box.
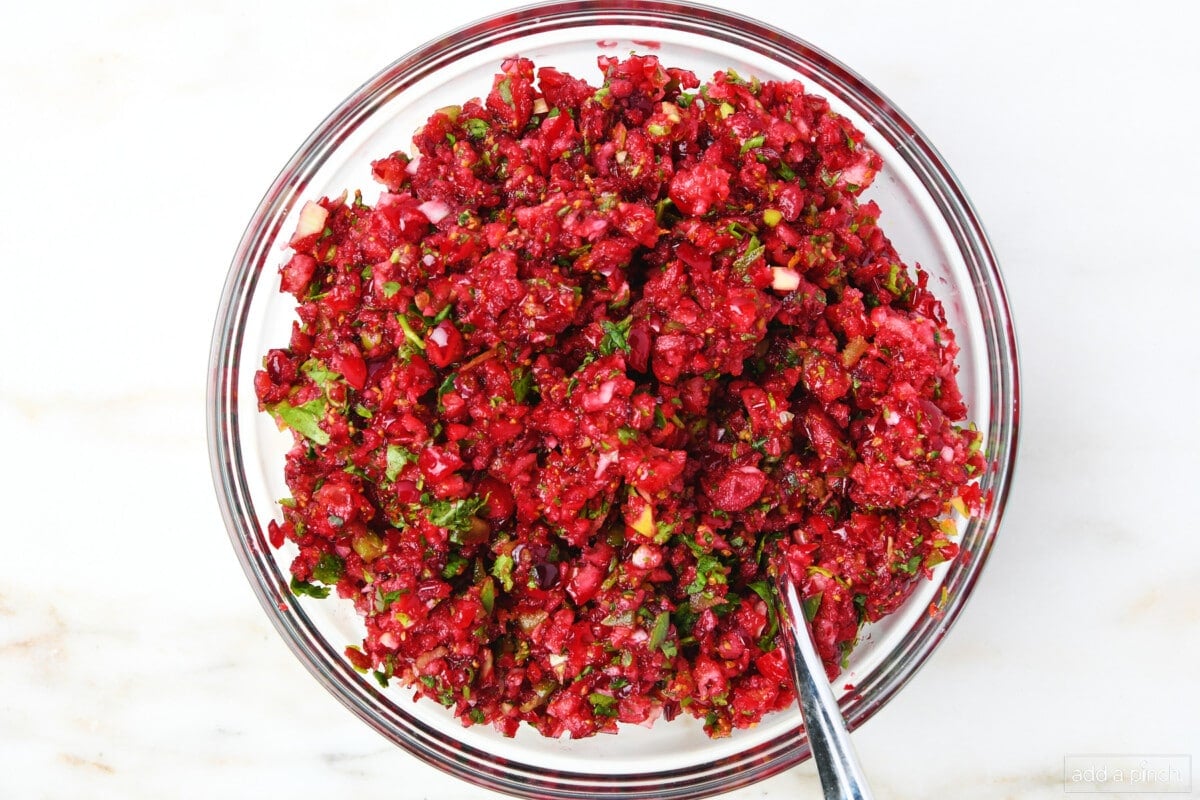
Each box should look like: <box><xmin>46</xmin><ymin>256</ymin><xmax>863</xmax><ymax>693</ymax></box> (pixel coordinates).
<box><xmin>255</xmin><ymin>55</ymin><xmax>984</xmax><ymax>739</ymax></box>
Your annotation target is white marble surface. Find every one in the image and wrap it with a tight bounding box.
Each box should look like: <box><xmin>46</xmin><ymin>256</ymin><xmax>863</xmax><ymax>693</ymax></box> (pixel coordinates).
<box><xmin>3</xmin><ymin>1</ymin><xmax>1198</xmax><ymax>798</ymax></box>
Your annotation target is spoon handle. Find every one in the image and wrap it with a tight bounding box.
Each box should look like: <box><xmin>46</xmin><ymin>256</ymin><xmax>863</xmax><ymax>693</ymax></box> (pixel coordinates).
<box><xmin>777</xmin><ymin>570</ymin><xmax>876</xmax><ymax>800</ymax></box>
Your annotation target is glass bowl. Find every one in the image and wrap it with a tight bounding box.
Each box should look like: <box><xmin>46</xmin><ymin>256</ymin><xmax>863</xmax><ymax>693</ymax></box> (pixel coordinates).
<box><xmin>207</xmin><ymin>2</ymin><xmax>1020</xmax><ymax>797</ymax></box>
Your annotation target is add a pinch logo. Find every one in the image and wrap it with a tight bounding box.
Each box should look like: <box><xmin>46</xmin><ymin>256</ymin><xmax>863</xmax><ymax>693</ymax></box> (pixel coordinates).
<box><xmin>1064</xmin><ymin>755</ymin><xmax>1192</xmax><ymax>794</ymax></box>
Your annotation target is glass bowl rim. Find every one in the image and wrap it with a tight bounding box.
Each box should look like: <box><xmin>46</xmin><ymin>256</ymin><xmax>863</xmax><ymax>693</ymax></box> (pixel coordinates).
<box><xmin>208</xmin><ymin>1</ymin><xmax>1021</xmax><ymax>797</ymax></box>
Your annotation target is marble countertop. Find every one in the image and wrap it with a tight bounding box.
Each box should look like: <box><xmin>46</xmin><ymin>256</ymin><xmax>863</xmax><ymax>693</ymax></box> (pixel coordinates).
<box><xmin>3</xmin><ymin>1</ymin><xmax>1197</xmax><ymax>798</ymax></box>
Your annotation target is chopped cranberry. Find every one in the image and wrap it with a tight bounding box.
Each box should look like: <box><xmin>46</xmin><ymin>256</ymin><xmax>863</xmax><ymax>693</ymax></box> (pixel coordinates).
<box><xmin>424</xmin><ymin>320</ymin><xmax>464</xmax><ymax>368</ymax></box>
<box><xmin>708</xmin><ymin>466</ymin><xmax>768</xmax><ymax>512</ymax></box>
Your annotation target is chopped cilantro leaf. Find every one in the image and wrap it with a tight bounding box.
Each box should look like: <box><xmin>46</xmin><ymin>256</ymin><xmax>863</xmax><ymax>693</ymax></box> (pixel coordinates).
<box><xmin>312</xmin><ymin>553</ymin><xmax>344</xmax><ymax>585</ymax></box>
<box><xmin>588</xmin><ymin>692</ymin><xmax>618</xmax><ymax>717</ymax></box>
<box><xmin>746</xmin><ymin>580</ymin><xmax>780</xmax><ymax>645</ymax></box>
<box><xmin>599</xmin><ymin>316</ymin><xmax>632</xmax><ymax>355</ymax></box>
<box><xmin>437</xmin><ymin>372</ymin><xmax>458</xmax><ymax>401</ymax></box>
<box><xmin>385</xmin><ymin>444</ymin><xmax>417</xmax><ymax>482</ymax></box>
<box><xmin>688</xmin><ymin>554</ymin><xmax>727</xmax><ymax>594</ymax></box>
<box><xmin>840</xmin><ymin>640</ymin><xmax>854</xmax><ymax>669</ymax></box>
<box><xmin>290</xmin><ymin>576</ymin><xmax>330</xmax><ymax>599</ymax></box>
<box><xmin>428</xmin><ymin>495</ymin><xmax>488</xmax><ymax>533</ymax></box>
<box><xmin>802</xmin><ymin>590</ymin><xmax>823</xmax><ymax>622</ymax></box>
<box><xmin>732</xmin><ymin>235</ymin><xmax>764</xmax><ymax>273</ymax></box>
<box><xmin>267</xmin><ymin>397</ymin><xmax>329</xmax><ymax>446</ymax></box>
<box><xmin>300</xmin><ymin>358</ymin><xmax>339</xmax><ymax>390</ymax></box>
<box><xmin>512</xmin><ymin>368</ymin><xmax>534</xmax><ymax>404</ymax></box>
<box><xmin>374</xmin><ymin>587</ymin><xmax>402</xmax><ymax>613</ymax></box>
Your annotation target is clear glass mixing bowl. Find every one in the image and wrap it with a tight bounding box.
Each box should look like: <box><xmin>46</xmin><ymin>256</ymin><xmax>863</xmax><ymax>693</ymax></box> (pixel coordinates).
<box><xmin>208</xmin><ymin>2</ymin><xmax>1020</xmax><ymax>797</ymax></box>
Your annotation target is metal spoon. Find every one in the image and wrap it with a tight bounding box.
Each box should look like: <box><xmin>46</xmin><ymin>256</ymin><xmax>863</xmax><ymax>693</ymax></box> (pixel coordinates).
<box><xmin>777</xmin><ymin>568</ymin><xmax>876</xmax><ymax>800</ymax></box>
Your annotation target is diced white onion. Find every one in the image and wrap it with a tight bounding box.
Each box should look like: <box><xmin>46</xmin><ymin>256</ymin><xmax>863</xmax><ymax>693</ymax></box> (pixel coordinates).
<box><xmin>770</xmin><ymin>267</ymin><xmax>801</xmax><ymax>292</ymax></box>
<box><xmin>417</xmin><ymin>199</ymin><xmax>451</xmax><ymax>224</ymax></box>
<box><xmin>631</xmin><ymin>544</ymin><xmax>658</xmax><ymax>569</ymax></box>
<box><xmin>595</xmin><ymin>380</ymin><xmax>616</xmax><ymax>405</ymax></box>
<box><xmin>291</xmin><ymin>201</ymin><xmax>328</xmax><ymax>242</ymax></box>
<box><xmin>595</xmin><ymin>449</ymin><xmax>620</xmax><ymax>479</ymax></box>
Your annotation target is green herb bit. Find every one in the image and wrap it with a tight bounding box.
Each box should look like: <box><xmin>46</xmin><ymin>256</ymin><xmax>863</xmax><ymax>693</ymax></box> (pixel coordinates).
<box><xmin>511</xmin><ymin>368</ymin><xmax>534</xmax><ymax>404</ymax></box>
<box><xmin>687</xmin><ymin>554</ymin><xmax>727</xmax><ymax>594</ymax></box>
<box><xmin>802</xmin><ymin>591</ymin><xmax>823</xmax><ymax>623</ymax></box>
<box><xmin>374</xmin><ymin>587</ymin><xmax>402</xmax><ymax>613</ymax></box>
<box><xmin>599</xmin><ymin>316</ymin><xmax>633</xmax><ymax>355</ymax></box>
<box><xmin>648</xmin><ymin>610</ymin><xmax>671</xmax><ymax>652</ymax></box>
<box><xmin>617</xmin><ymin>426</ymin><xmax>639</xmax><ymax>445</ymax></box>
<box><xmin>464</xmin><ymin>118</ymin><xmax>489</xmax><ymax>138</ymax></box>
<box><xmin>588</xmin><ymin>692</ymin><xmax>618</xmax><ymax>717</ymax></box>
<box><xmin>491</xmin><ymin>553</ymin><xmax>515</xmax><ymax>592</ymax></box>
<box><xmin>396</xmin><ymin>314</ymin><xmax>426</xmax><ymax>349</ymax></box>
<box><xmin>732</xmin><ymin>235</ymin><xmax>764</xmax><ymax>273</ymax></box>
<box><xmin>443</xmin><ymin>554</ymin><xmax>469</xmax><ymax>579</ymax></box>
<box><xmin>884</xmin><ymin>264</ymin><xmax>905</xmax><ymax>295</ymax></box>
<box><xmin>740</xmin><ymin>134</ymin><xmax>765</xmax><ymax>155</ymax></box>
<box><xmin>300</xmin><ymin>358</ymin><xmax>340</xmax><ymax>391</ymax></box>
<box><xmin>267</xmin><ymin>397</ymin><xmax>330</xmax><ymax>446</ymax></box>
<box><xmin>653</xmin><ymin>196</ymin><xmax>675</xmax><ymax>224</ymax></box>
<box><xmin>427</xmin><ymin>495</ymin><xmax>488</xmax><ymax>533</ymax></box>
<box><xmin>385</xmin><ymin>443</ymin><xmax>417</xmax><ymax>482</ymax></box>
<box><xmin>312</xmin><ymin>554</ymin><xmax>344</xmax><ymax>585</ymax></box>
<box><xmin>480</xmin><ymin>576</ymin><xmax>496</xmax><ymax>614</ymax></box>
<box><xmin>746</xmin><ymin>580</ymin><xmax>780</xmax><ymax>646</ymax></box>
<box><xmin>839</xmin><ymin>640</ymin><xmax>855</xmax><ymax>669</ymax></box>
<box><xmin>436</xmin><ymin>371</ymin><xmax>458</xmax><ymax>400</ymax></box>
<box><xmin>290</xmin><ymin>576</ymin><xmax>330</xmax><ymax>599</ymax></box>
